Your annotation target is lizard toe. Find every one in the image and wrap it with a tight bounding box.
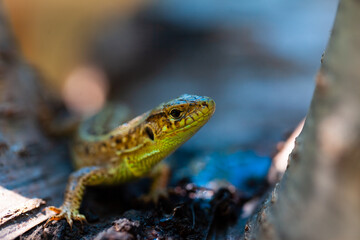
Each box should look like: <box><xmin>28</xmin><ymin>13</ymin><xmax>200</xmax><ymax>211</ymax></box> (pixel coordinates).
<box><xmin>44</xmin><ymin>205</ymin><xmax>86</xmax><ymax>228</ymax></box>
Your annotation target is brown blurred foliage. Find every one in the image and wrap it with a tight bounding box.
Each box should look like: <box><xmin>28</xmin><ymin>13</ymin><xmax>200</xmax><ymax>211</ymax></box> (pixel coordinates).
<box><xmin>3</xmin><ymin>0</ymin><xmax>148</xmax><ymax>94</ymax></box>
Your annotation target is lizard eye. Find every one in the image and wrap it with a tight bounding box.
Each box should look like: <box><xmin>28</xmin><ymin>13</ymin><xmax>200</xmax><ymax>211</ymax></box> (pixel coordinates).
<box><xmin>170</xmin><ymin>109</ymin><xmax>182</xmax><ymax>119</ymax></box>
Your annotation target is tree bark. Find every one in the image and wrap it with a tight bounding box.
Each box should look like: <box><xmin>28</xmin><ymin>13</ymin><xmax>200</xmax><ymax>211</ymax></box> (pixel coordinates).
<box><xmin>244</xmin><ymin>0</ymin><xmax>360</xmax><ymax>239</ymax></box>
<box><xmin>0</xmin><ymin>5</ymin><xmax>71</xmax><ymax>239</ymax></box>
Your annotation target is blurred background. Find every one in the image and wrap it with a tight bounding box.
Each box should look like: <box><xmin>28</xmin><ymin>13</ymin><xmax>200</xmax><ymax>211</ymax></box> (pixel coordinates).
<box><xmin>2</xmin><ymin>0</ymin><xmax>337</xmax><ymax>160</ymax></box>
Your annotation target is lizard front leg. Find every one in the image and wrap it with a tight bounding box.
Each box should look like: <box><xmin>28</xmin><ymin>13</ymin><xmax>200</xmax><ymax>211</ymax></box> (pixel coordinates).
<box><xmin>141</xmin><ymin>163</ymin><xmax>171</xmax><ymax>203</ymax></box>
<box><xmin>46</xmin><ymin>166</ymin><xmax>111</xmax><ymax>227</ymax></box>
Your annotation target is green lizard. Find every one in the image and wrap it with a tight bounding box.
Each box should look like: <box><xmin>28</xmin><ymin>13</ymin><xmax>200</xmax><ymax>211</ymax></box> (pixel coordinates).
<box><xmin>46</xmin><ymin>94</ymin><xmax>215</xmax><ymax>227</ymax></box>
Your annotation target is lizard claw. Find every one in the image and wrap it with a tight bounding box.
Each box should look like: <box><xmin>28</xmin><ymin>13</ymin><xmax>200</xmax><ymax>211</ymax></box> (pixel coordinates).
<box><xmin>44</xmin><ymin>206</ymin><xmax>87</xmax><ymax>228</ymax></box>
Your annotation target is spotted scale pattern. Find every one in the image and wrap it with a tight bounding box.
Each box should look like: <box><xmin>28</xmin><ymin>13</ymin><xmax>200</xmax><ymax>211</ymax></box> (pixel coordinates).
<box><xmin>46</xmin><ymin>94</ymin><xmax>215</xmax><ymax>226</ymax></box>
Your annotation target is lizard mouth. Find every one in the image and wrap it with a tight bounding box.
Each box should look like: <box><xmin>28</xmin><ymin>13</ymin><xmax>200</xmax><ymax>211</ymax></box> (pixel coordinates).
<box><xmin>154</xmin><ymin>95</ymin><xmax>215</xmax><ymax>137</ymax></box>
<box><xmin>176</xmin><ymin>97</ymin><xmax>215</xmax><ymax>132</ymax></box>
<box><xmin>191</xmin><ymin>97</ymin><xmax>215</xmax><ymax>120</ymax></box>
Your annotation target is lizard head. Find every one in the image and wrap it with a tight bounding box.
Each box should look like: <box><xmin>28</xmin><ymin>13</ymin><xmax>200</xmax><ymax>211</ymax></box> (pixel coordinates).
<box><xmin>122</xmin><ymin>94</ymin><xmax>215</xmax><ymax>176</ymax></box>
<box><xmin>144</xmin><ymin>94</ymin><xmax>215</xmax><ymax>146</ymax></box>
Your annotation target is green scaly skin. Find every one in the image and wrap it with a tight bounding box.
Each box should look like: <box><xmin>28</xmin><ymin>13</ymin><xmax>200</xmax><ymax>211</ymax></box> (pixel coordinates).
<box><xmin>45</xmin><ymin>94</ymin><xmax>215</xmax><ymax>227</ymax></box>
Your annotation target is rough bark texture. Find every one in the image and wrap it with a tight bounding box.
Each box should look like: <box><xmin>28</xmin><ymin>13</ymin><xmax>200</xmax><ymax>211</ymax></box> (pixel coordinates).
<box><xmin>244</xmin><ymin>0</ymin><xmax>360</xmax><ymax>239</ymax></box>
<box><xmin>0</xmin><ymin>5</ymin><xmax>73</xmax><ymax>239</ymax></box>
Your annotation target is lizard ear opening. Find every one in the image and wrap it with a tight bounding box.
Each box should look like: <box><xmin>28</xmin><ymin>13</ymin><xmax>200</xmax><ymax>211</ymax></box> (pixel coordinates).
<box><xmin>145</xmin><ymin>126</ymin><xmax>155</xmax><ymax>141</ymax></box>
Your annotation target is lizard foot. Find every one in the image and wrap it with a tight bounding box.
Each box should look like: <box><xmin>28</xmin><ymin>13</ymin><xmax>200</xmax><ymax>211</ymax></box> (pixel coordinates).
<box><xmin>44</xmin><ymin>206</ymin><xmax>87</xmax><ymax>228</ymax></box>
<box><xmin>139</xmin><ymin>188</ymin><xmax>169</xmax><ymax>204</ymax></box>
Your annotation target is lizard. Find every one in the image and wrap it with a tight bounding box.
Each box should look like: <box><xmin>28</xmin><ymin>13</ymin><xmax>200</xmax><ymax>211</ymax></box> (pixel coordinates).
<box><xmin>45</xmin><ymin>94</ymin><xmax>215</xmax><ymax>227</ymax></box>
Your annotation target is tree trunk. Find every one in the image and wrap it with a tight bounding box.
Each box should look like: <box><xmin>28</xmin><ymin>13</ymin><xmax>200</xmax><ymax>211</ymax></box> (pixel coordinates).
<box><xmin>244</xmin><ymin>0</ymin><xmax>360</xmax><ymax>239</ymax></box>
<box><xmin>0</xmin><ymin>5</ymin><xmax>71</xmax><ymax>239</ymax></box>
